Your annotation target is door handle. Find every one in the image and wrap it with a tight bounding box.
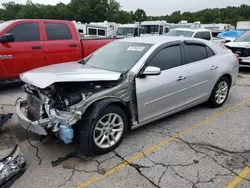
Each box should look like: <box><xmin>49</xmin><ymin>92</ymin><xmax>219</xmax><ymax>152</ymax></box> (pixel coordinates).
<box><xmin>210</xmin><ymin>65</ymin><xmax>218</xmax><ymax>70</ymax></box>
<box><xmin>177</xmin><ymin>76</ymin><xmax>186</xmax><ymax>81</ymax></box>
<box><xmin>69</xmin><ymin>44</ymin><xmax>77</xmax><ymax>47</ymax></box>
<box><xmin>31</xmin><ymin>46</ymin><xmax>42</xmax><ymax>49</ymax></box>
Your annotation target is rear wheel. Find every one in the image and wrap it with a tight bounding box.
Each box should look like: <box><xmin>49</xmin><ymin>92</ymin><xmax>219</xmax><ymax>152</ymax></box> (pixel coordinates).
<box><xmin>75</xmin><ymin>104</ymin><xmax>128</xmax><ymax>156</ymax></box>
<box><xmin>209</xmin><ymin>77</ymin><xmax>230</xmax><ymax>108</ymax></box>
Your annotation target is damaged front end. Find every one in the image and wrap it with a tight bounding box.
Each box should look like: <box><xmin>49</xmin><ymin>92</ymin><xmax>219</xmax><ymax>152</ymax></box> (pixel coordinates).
<box><xmin>16</xmin><ymin>81</ymin><xmax>120</xmax><ymax>144</ymax></box>
<box><xmin>0</xmin><ymin>145</ymin><xmax>26</xmax><ymax>188</ymax></box>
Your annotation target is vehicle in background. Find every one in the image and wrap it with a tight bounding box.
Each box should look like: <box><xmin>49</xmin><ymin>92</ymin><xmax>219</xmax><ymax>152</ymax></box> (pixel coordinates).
<box><xmin>201</xmin><ymin>23</ymin><xmax>234</xmax><ymax>37</ymax></box>
<box><xmin>140</xmin><ymin>21</ymin><xmax>170</xmax><ymax>36</ymax></box>
<box><xmin>166</xmin><ymin>28</ymin><xmax>226</xmax><ymax>44</ymax></box>
<box><xmin>0</xmin><ymin>19</ymin><xmax>119</xmax><ymax>82</ymax></box>
<box><xmin>217</xmin><ymin>30</ymin><xmax>246</xmax><ymax>42</ymax></box>
<box><xmin>85</xmin><ymin>21</ymin><xmax>121</xmax><ymax>38</ymax></box>
<box><xmin>115</xmin><ymin>23</ymin><xmax>141</xmax><ymax>37</ymax></box>
<box><xmin>74</xmin><ymin>21</ymin><xmax>87</xmax><ymax>35</ymax></box>
<box><xmin>225</xmin><ymin>31</ymin><xmax>250</xmax><ymax>67</ymax></box>
<box><xmin>74</xmin><ymin>21</ymin><xmax>121</xmax><ymax>38</ymax></box>
<box><xmin>16</xmin><ymin>36</ymin><xmax>239</xmax><ymax>155</ymax></box>
<box><xmin>236</xmin><ymin>21</ymin><xmax>250</xmax><ymax>31</ymax></box>
<box><xmin>169</xmin><ymin>21</ymin><xmax>201</xmax><ymax>29</ymax></box>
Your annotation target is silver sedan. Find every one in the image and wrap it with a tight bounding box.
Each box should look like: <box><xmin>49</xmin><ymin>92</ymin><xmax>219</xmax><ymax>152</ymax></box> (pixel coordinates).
<box><xmin>16</xmin><ymin>36</ymin><xmax>239</xmax><ymax>155</ymax></box>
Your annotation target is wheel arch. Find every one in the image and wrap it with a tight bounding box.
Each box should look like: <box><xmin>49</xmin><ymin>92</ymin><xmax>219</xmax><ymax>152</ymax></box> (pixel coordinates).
<box><xmin>83</xmin><ymin>97</ymin><xmax>132</xmax><ymax>130</ymax></box>
<box><xmin>219</xmin><ymin>73</ymin><xmax>232</xmax><ymax>88</ymax></box>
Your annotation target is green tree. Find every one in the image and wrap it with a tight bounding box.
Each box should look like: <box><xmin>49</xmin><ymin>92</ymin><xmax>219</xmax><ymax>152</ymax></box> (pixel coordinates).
<box><xmin>134</xmin><ymin>9</ymin><xmax>147</xmax><ymax>22</ymax></box>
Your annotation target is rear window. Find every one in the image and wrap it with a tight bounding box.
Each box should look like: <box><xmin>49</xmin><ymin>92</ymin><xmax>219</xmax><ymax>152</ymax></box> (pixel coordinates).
<box><xmin>45</xmin><ymin>23</ymin><xmax>72</xmax><ymax>40</ymax></box>
<box><xmin>166</xmin><ymin>30</ymin><xmax>194</xmax><ymax>37</ymax></box>
<box><xmin>185</xmin><ymin>44</ymin><xmax>207</xmax><ymax>63</ymax></box>
<box><xmin>88</xmin><ymin>28</ymin><xmax>97</xmax><ymax>35</ymax></box>
<box><xmin>98</xmin><ymin>29</ymin><xmax>106</xmax><ymax>36</ymax></box>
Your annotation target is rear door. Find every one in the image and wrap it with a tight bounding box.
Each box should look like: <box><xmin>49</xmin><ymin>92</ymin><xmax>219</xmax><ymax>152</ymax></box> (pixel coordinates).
<box><xmin>43</xmin><ymin>22</ymin><xmax>82</xmax><ymax>66</ymax></box>
<box><xmin>184</xmin><ymin>41</ymin><xmax>218</xmax><ymax>105</ymax></box>
<box><xmin>136</xmin><ymin>42</ymin><xmax>188</xmax><ymax>123</ymax></box>
<box><xmin>0</xmin><ymin>21</ymin><xmax>45</xmax><ymax>78</ymax></box>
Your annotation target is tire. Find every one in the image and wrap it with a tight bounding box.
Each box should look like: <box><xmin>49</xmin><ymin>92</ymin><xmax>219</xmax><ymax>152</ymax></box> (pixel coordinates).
<box><xmin>75</xmin><ymin>104</ymin><xmax>128</xmax><ymax>156</ymax></box>
<box><xmin>209</xmin><ymin>77</ymin><xmax>230</xmax><ymax>108</ymax></box>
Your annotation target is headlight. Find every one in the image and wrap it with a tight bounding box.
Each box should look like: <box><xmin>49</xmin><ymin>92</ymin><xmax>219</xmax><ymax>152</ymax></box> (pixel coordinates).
<box><xmin>0</xmin><ymin>145</ymin><xmax>26</xmax><ymax>187</ymax></box>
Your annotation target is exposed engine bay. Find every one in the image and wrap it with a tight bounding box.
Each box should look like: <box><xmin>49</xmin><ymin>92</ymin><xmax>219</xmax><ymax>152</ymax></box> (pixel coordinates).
<box><xmin>22</xmin><ymin>81</ymin><xmax>119</xmax><ymax>143</ymax></box>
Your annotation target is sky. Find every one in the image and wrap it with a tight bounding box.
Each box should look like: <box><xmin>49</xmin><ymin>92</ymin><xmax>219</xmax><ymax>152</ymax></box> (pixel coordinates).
<box><xmin>0</xmin><ymin>0</ymin><xmax>249</xmax><ymax>16</ymax></box>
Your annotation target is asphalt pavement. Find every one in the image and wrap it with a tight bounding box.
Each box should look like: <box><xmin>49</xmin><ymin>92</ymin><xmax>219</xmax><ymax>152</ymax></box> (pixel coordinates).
<box><xmin>1</xmin><ymin>69</ymin><xmax>250</xmax><ymax>188</ymax></box>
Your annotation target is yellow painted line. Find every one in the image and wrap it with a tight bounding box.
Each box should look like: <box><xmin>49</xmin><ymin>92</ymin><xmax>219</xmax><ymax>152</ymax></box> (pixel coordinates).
<box><xmin>224</xmin><ymin>165</ymin><xmax>250</xmax><ymax>188</ymax></box>
<box><xmin>76</xmin><ymin>97</ymin><xmax>250</xmax><ymax>188</ymax></box>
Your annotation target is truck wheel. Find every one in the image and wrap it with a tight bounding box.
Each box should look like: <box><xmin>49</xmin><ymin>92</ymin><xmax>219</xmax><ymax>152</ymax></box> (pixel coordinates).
<box><xmin>76</xmin><ymin>104</ymin><xmax>128</xmax><ymax>156</ymax></box>
<box><xmin>209</xmin><ymin>77</ymin><xmax>230</xmax><ymax>108</ymax></box>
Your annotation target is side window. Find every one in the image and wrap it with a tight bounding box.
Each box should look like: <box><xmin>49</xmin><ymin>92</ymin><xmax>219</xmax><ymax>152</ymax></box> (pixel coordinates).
<box><xmin>98</xmin><ymin>29</ymin><xmax>106</xmax><ymax>36</ymax></box>
<box><xmin>45</xmin><ymin>23</ymin><xmax>72</xmax><ymax>40</ymax></box>
<box><xmin>88</xmin><ymin>28</ymin><xmax>97</xmax><ymax>35</ymax></box>
<box><xmin>193</xmin><ymin>32</ymin><xmax>202</xmax><ymax>39</ymax></box>
<box><xmin>206</xmin><ymin>46</ymin><xmax>215</xmax><ymax>57</ymax></box>
<box><xmin>185</xmin><ymin>44</ymin><xmax>207</xmax><ymax>63</ymax></box>
<box><xmin>149</xmin><ymin>45</ymin><xmax>182</xmax><ymax>71</ymax></box>
<box><xmin>201</xmin><ymin>32</ymin><xmax>211</xmax><ymax>40</ymax></box>
<box><xmin>7</xmin><ymin>23</ymin><xmax>39</xmax><ymax>42</ymax></box>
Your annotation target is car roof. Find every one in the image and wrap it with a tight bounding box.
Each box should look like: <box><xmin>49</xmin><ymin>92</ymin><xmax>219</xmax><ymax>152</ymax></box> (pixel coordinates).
<box><xmin>116</xmin><ymin>36</ymin><xmax>206</xmax><ymax>45</ymax></box>
<box><xmin>172</xmin><ymin>28</ymin><xmax>211</xmax><ymax>32</ymax></box>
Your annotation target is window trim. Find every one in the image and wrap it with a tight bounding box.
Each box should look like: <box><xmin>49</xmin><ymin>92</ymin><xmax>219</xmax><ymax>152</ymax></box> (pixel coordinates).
<box><xmin>206</xmin><ymin>46</ymin><xmax>216</xmax><ymax>58</ymax></box>
<box><xmin>137</xmin><ymin>40</ymin><xmax>184</xmax><ymax>77</ymax></box>
<box><xmin>183</xmin><ymin>41</ymin><xmax>215</xmax><ymax>64</ymax></box>
<box><xmin>6</xmin><ymin>22</ymin><xmax>40</xmax><ymax>42</ymax></box>
<box><xmin>44</xmin><ymin>22</ymin><xmax>72</xmax><ymax>41</ymax></box>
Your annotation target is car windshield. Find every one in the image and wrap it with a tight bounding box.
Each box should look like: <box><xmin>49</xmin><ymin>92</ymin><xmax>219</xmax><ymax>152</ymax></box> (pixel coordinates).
<box><xmin>234</xmin><ymin>31</ymin><xmax>250</xmax><ymax>42</ymax></box>
<box><xmin>141</xmin><ymin>25</ymin><xmax>159</xmax><ymax>34</ymax></box>
<box><xmin>82</xmin><ymin>42</ymin><xmax>152</xmax><ymax>73</ymax></box>
<box><xmin>117</xmin><ymin>28</ymin><xmax>134</xmax><ymax>36</ymax></box>
<box><xmin>0</xmin><ymin>21</ymin><xmax>13</xmax><ymax>33</ymax></box>
<box><xmin>166</xmin><ymin>30</ymin><xmax>194</xmax><ymax>37</ymax></box>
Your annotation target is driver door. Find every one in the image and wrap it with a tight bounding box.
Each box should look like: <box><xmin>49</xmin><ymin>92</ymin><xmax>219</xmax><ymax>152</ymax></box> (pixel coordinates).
<box><xmin>136</xmin><ymin>43</ymin><xmax>188</xmax><ymax>123</ymax></box>
<box><xmin>0</xmin><ymin>21</ymin><xmax>45</xmax><ymax>78</ymax></box>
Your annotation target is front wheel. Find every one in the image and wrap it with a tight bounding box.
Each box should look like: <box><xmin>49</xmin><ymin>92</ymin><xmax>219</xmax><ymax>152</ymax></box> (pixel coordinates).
<box><xmin>209</xmin><ymin>77</ymin><xmax>230</xmax><ymax>108</ymax></box>
<box><xmin>76</xmin><ymin>104</ymin><xmax>128</xmax><ymax>156</ymax></box>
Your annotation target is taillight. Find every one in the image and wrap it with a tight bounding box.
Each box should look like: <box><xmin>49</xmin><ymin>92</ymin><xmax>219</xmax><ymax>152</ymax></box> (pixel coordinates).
<box><xmin>234</xmin><ymin>53</ymin><xmax>239</xmax><ymax>60</ymax></box>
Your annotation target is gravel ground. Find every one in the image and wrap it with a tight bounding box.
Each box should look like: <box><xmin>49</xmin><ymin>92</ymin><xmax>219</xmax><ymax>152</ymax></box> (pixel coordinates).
<box><xmin>0</xmin><ymin>68</ymin><xmax>250</xmax><ymax>188</ymax></box>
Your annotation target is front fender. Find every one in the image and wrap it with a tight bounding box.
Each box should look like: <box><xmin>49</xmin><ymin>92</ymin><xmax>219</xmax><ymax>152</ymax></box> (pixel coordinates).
<box><xmin>84</xmin><ymin>97</ymin><xmax>130</xmax><ymax>119</ymax></box>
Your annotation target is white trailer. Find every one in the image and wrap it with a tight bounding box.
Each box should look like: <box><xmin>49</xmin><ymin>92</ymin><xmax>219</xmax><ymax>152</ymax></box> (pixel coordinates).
<box><xmin>236</xmin><ymin>21</ymin><xmax>250</xmax><ymax>30</ymax></box>
<box><xmin>115</xmin><ymin>23</ymin><xmax>141</xmax><ymax>37</ymax></box>
<box><xmin>140</xmin><ymin>21</ymin><xmax>170</xmax><ymax>36</ymax></box>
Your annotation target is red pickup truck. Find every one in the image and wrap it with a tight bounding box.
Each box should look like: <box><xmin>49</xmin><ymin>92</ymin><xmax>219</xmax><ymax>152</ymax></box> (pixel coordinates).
<box><xmin>0</xmin><ymin>19</ymin><xmax>119</xmax><ymax>82</ymax></box>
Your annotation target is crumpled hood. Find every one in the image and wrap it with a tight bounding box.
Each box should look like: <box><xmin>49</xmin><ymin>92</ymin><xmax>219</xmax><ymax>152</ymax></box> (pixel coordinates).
<box><xmin>20</xmin><ymin>62</ymin><xmax>121</xmax><ymax>89</ymax></box>
<box><xmin>226</xmin><ymin>42</ymin><xmax>250</xmax><ymax>48</ymax></box>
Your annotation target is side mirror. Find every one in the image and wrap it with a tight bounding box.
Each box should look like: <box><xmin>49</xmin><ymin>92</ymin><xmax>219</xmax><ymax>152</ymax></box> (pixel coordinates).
<box><xmin>0</xmin><ymin>33</ymin><xmax>15</xmax><ymax>43</ymax></box>
<box><xmin>142</xmin><ymin>66</ymin><xmax>161</xmax><ymax>76</ymax></box>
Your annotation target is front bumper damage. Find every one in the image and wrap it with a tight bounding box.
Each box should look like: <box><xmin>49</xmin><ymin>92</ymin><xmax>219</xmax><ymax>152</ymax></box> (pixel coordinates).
<box><xmin>16</xmin><ymin>100</ymin><xmax>82</xmax><ymax>144</ymax></box>
<box><xmin>16</xmin><ymin>100</ymin><xmax>49</xmax><ymax>135</ymax></box>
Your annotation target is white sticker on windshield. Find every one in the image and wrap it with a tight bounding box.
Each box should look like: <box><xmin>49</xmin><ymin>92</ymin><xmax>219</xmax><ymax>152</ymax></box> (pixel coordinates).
<box><xmin>127</xmin><ymin>46</ymin><xmax>145</xmax><ymax>51</ymax></box>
